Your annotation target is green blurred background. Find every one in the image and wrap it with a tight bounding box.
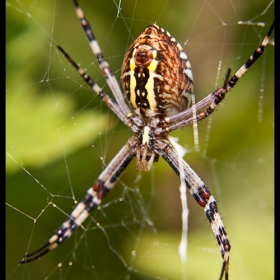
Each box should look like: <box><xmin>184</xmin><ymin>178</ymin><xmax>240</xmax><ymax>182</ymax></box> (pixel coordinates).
<box><xmin>6</xmin><ymin>0</ymin><xmax>274</xmax><ymax>279</ymax></box>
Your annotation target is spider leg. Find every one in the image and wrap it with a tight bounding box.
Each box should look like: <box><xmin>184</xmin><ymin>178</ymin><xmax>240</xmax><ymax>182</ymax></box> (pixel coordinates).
<box><xmin>57</xmin><ymin>45</ymin><xmax>133</xmax><ymax>128</ymax></box>
<box><xmin>163</xmin><ymin>21</ymin><xmax>274</xmax><ymax>133</ymax></box>
<box><xmin>165</xmin><ymin>69</ymin><xmax>232</xmax><ymax>132</ymax></box>
<box><xmin>73</xmin><ymin>0</ymin><xmax>131</xmax><ymax>116</ymax></box>
<box><xmin>155</xmin><ymin>139</ymin><xmax>230</xmax><ymax>279</ymax></box>
<box><xmin>20</xmin><ymin>137</ymin><xmax>137</xmax><ymax>264</ymax></box>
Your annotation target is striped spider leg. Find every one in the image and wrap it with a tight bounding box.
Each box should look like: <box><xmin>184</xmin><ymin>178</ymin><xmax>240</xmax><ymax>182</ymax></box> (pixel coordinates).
<box><xmin>20</xmin><ymin>0</ymin><xmax>274</xmax><ymax>279</ymax></box>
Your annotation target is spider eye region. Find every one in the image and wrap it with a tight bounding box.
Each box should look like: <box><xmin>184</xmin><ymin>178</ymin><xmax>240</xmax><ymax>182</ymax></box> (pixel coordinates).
<box><xmin>122</xmin><ymin>24</ymin><xmax>194</xmax><ymax>120</ymax></box>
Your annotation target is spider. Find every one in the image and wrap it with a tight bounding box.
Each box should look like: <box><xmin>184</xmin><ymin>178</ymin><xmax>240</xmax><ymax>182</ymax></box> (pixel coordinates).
<box><xmin>19</xmin><ymin>0</ymin><xmax>274</xmax><ymax>279</ymax></box>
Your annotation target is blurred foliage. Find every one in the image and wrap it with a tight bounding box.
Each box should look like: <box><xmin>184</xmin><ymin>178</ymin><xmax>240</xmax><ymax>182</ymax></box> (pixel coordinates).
<box><xmin>6</xmin><ymin>0</ymin><xmax>274</xmax><ymax>279</ymax></box>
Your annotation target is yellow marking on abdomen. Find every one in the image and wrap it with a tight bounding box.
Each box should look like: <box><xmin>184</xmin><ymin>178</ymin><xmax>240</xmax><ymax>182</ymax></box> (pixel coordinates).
<box><xmin>129</xmin><ymin>51</ymin><xmax>137</xmax><ymax>108</ymax></box>
<box><xmin>145</xmin><ymin>50</ymin><xmax>158</xmax><ymax>111</ymax></box>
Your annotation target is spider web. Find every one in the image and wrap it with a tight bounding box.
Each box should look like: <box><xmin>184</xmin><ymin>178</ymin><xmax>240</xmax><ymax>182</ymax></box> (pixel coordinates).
<box><xmin>6</xmin><ymin>0</ymin><xmax>274</xmax><ymax>279</ymax></box>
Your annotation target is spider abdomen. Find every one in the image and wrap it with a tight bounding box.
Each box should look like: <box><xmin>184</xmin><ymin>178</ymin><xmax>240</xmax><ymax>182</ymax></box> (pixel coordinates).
<box><xmin>122</xmin><ymin>23</ymin><xmax>194</xmax><ymax>120</ymax></box>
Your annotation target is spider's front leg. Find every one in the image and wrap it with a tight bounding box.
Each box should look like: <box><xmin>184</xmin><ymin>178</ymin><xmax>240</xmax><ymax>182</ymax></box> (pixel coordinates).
<box><xmin>155</xmin><ymin>139</ymin><xmax>230</xmax><ymax>280</ymax></box>
<box><xmin>20</xmin><ymin>137</ymin><xmax>138</xmax><ymax>264</ymax></box>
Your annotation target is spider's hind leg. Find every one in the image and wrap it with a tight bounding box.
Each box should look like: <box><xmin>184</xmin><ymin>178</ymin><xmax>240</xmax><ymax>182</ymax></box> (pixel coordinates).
<box><xmin>155</xmin><ymin>139</ymin><xmax>230</xmax><ymax>279</ymax></box>
<box><xmin>20</xmin><ymin>138</ymin><xmax>137</xmax><ymax>264</ymax></box>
